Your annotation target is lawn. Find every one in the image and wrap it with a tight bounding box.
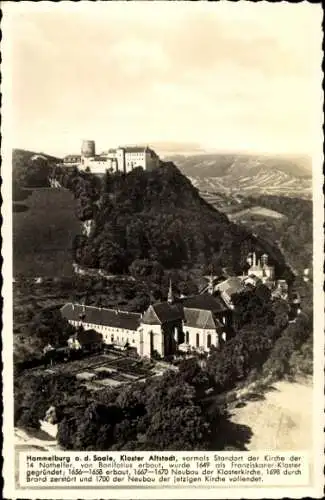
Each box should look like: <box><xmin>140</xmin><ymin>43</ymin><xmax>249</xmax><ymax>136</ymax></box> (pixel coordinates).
<box><xmin>13</xmin><ymin>188</ymin><xmax>81</xmax><ymax>277</ymax></box>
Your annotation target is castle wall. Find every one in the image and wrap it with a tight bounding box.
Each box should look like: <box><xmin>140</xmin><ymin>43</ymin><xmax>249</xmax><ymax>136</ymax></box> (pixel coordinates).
<box><xmin>125</xmin><ymin>151</ymin><xmax>146</xmax><ymax>172</ymax></box>
<box><xmin>145</xmin><ymin>151</ymin><xmax>159</xmax><ymax>171</ymax></box>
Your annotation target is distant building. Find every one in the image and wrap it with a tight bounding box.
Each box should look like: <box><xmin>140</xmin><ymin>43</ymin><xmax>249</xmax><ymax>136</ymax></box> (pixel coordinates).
<box><xmin>61</xmin><ymin>289</ymin><xmax>230</xmax><ymax>359</ymax></box>
<box><xmin>272</xmin><ymin>279</ymin><xmax>289</xmax><ymax>300</ymax></box>
<box><xmin>215</xmin><ymin>277</ymin><xmax>246</xmax><ymax>309</ymax></box>
<box><xmin>63</xmin><ymin>154</ymin><xmax>82</xmax><ymax>167</ymax></box>
<box><xmin>247</xmin><ymin>252</ymin><xmax>275</xmax><ymax>283</ymax></box>
<box><xmin>303</xmin><ymin>268</ymin><xmax>310</xmax><ymax>282</ymax></box>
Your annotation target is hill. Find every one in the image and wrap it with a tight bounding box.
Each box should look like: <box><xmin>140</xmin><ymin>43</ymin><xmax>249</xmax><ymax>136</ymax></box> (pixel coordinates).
<box><xmin>167</xmin><ymin>153</ymin><xmax>312</xmax><ymax>199</ymax></box>
<box><xmin>13</xmin><ymin>188</ymin><xmax>81</xmax><ymax>277</ymax></box>
<box><xmin>13</xmin><ymin>148</ymin><xmax>62</xmax><ymax>196</ymax></box>
<box><xmin>69</xmin><ymin>162</ymin><xmax>293</xmax><ymax>280</ymax></box>
<box><xmin>13</xmin><ymin>148</ymin><xmax>62</xmax><ymax>165</ymax></box>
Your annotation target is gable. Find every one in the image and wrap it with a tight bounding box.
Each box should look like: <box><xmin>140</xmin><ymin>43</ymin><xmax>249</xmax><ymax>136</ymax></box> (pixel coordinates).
<box><xmin>141</xmin><ymin>305</ymin><xmax>162</xmax><ymax>325</ymax></box>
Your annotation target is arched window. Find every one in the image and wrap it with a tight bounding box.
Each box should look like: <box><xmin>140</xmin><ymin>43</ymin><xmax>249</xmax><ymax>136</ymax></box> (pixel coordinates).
<box><xmin>150</xmin><ymin>330</ymin><xmax>154</xmax><ymax>354</ymax></box>
<box><xmin>196</xmin><ymin>333</ymin><xmax>200</xmax><ymax>348</ymax></box>
<box><xmin>185</xmin><ymin>331</ymin><xmax>189</xmax><ymax>343</ymax></box>
<box><xmin>207</xmin><ymin>334</ymin><xmax>212</xmax><ymax>348</ymax></box>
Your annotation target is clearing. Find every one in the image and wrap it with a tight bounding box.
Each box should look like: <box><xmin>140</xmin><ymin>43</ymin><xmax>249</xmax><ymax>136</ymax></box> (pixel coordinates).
<box><xmin>227</xmin><ymin>206</ymin><xmax>286</xmax><ymax>221</ymax></box>
<box><xmin>230</xmin><ymin>377</ymin><xmax>313</xmax><ymax>450</ymax></box>
<box><xmin>13</xmin><ymin>187</ymin><xmax>81</xmax><ymax>277</ymax></box>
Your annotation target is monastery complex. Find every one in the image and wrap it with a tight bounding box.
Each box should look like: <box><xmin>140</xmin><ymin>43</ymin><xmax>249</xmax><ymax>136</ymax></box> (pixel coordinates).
<box><xmin>61</xmin><ymin>253</ymin><xmax>295</xmax><ymax>359</ymax></box>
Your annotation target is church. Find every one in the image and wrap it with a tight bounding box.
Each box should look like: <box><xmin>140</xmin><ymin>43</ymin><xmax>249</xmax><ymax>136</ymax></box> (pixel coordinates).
<box><xmin>61</xmin><ymin>282</ymin><xmax>230</xmax><ymax>359</ymax></box>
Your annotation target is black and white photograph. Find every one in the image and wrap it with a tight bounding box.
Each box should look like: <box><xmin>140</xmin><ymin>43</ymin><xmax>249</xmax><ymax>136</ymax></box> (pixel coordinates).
<box><xmin>2</xmin><ymin>1</ymin><xmax>324</xmax><ymax>498</ymax></box>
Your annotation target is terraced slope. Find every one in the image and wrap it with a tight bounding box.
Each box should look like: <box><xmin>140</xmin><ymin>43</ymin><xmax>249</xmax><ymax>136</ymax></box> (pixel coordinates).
<box><xmin>168</xmin><ymin>154</ymin><xmax>312</xmax><ymax>199</ymax></box>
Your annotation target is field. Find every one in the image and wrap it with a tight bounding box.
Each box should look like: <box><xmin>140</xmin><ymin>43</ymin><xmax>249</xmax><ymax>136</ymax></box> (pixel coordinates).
<box><xmin>227</xmin><ymin>206</ymin><xmax>287</xmax><ymax>222</ymax></box>
<box><xmin>13</xmin><ymin>188</ymin><xmax>81</xmax><ymax>277</ymax></box>
<box><xmin>169</xmin><ymin>153</ymin><xmax>312</xmax><ymax>199</ymax></box>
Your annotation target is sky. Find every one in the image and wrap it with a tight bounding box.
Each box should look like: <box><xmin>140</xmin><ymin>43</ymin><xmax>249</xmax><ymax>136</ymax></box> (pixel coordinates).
<box><xmin>5</xmin><ymin>1</ymin><xmax>323</xmax><ymax>157</ymax></box>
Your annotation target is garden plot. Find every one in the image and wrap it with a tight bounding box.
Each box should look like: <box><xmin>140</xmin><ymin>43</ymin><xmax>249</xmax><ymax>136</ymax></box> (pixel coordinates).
<box><xmin>108</xmin><ymin>357</ymin><xmax>153</xmax><ymax>378</ymax></box>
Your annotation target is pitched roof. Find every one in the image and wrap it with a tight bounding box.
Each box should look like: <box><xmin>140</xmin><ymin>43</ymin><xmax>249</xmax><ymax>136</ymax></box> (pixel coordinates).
<box><xmin>142</xmin><ymin>303</ymin><xmax>183</xmax><ymax>325</ymax></box>
<box><xmin>215</xmin><ymin>277</ymin><xmax>246</xmax><ymax>297</ymax></box>
<box><xmin>64</xmin><ymin>155</ymin><xmax>81</xmax><ymax>161</ymax></box>
<box><xmin>120</xmin><ymin>146</ymin><xmax>146</xmax><ymax>153</ymax></box>
<box><xmin>61</xmin><ymin>303</ymin><xmax>141</xmax><ymax>331</ymax></box>
<box><xmin>181</xmin><ymin>293</ymin><xmax>228</xmax><ymax>313</ymax></box>
<box><xmin>183</xmin><ymin>308</ymin><xmax>220</xmax><ymax>329</ymax></box>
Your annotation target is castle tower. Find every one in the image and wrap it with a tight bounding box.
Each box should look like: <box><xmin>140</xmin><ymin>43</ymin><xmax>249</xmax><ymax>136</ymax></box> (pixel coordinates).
<box><xmin>81</xmin><ymin>140</ymin><xmax>95</xmax><ymax>158</ymax></box>
<box><xmin>167</xmin><ymin>280</ymin><xmax>174</xmax><ymax>304</ymax></box>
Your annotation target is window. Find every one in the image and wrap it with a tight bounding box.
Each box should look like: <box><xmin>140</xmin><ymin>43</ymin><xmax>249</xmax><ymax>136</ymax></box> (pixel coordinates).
<box><xmin>186</xmin><ymin>331</ymin><xmax>189</xmax><ymax>343</ymax></box>
<box><xmin>196</xmin><ymin>333</ymin><xmax>200</xmax><ymax>348</ymax></box>
<box><xmin>207</xmin><ymin>334</ymin><xmax>212</xmax><ymax>348</ymax></box>
<box><xmin>111</xmin><ymin>335</ymin><xmax>114</xmax><ymax>342</ymax></box>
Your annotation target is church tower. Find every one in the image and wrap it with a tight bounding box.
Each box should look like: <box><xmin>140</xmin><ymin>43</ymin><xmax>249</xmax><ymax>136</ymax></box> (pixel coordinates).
<box><xmin>167</xmin><ymin>280</ymin><xmax>174</xmax><ymax>304</ymax></box>
<box><xmin>208</xmin><ymin>273</ymin><xmax>215</xmax><ymax>295</ymax></box>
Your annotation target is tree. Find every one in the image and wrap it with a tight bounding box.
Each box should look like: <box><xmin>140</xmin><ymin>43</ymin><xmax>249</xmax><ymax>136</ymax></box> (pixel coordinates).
<box><xmin>29</xmin><ymin>307</ymin><xmax>75</xmax><ymax>348</ymax></box>
<box><xmin>146</xmin><ymin>404</ymin><xmax>210</xmax><ymax>450</ymax></box>
<box><xmin>178</xmin><ymin>358</ymin><xmax>212</xmax><ymax>398</ymax></box>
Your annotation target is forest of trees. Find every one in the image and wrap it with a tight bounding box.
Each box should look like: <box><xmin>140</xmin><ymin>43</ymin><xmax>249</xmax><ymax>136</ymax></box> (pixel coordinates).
<box><xmin>50</xmin><ymin>163</ymin><xmax>293</xmax><ymax>281</ymax></box>
<box><xmin>12</xmin><ymin>152</ymin><xmax>295</xmax><ymax>281</ymax></box>
<box><xmin>12</xmin><ymin>149</ymin><xmax>60</xmax><ymax>198</ymax></box>
<box><xmin>246</xmin><ymin>195</ymin><xmax>313</xmax><ymax>272</ymax></box>
<box><xmin>14</xmin><ymin>360</ymin><xmax>219</xmax><ymax>451</ymax></box>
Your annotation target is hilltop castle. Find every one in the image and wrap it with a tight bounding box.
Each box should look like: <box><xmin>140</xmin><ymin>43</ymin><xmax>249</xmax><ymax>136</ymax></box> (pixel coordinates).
<box><xmin>63</xmin><ymin>140</ymin><xmax>160</xmax><ymax>175</ymax></box>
